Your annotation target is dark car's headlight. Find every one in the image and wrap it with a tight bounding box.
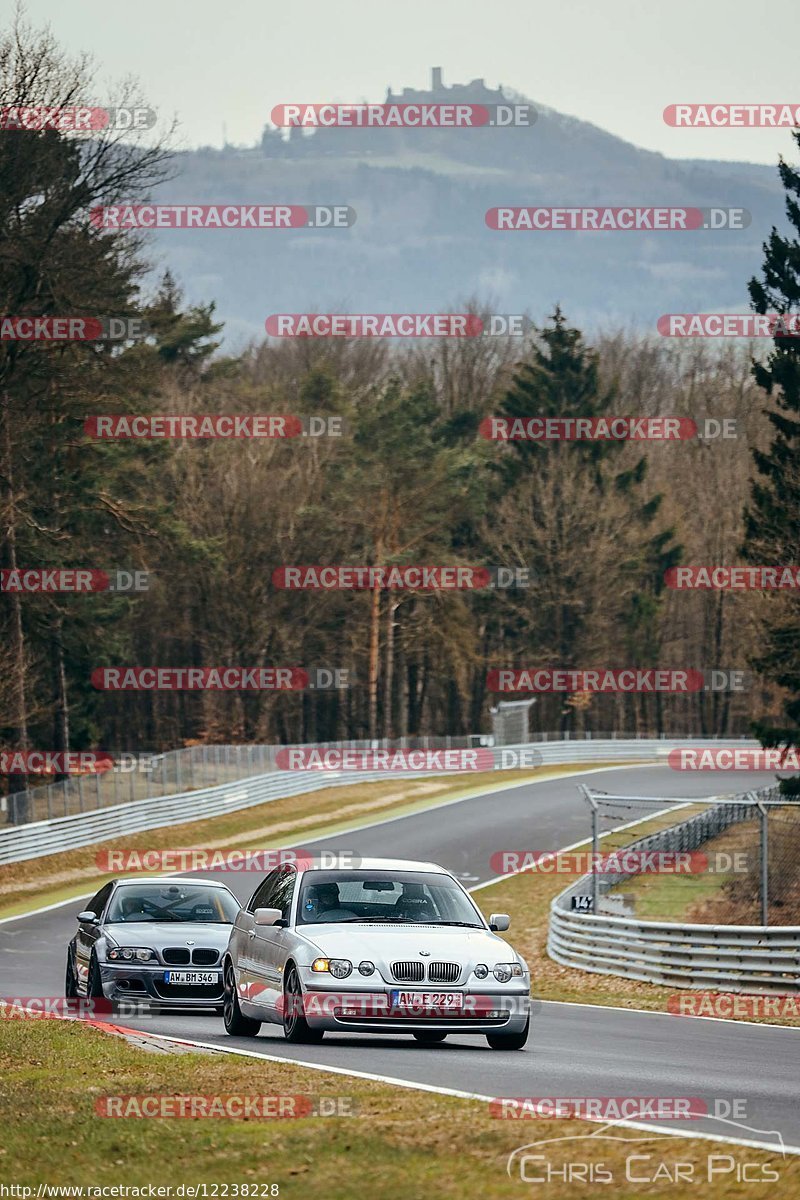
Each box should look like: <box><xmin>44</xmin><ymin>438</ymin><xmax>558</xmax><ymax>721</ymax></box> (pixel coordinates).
<box><xmin>107</xmin><ymin>947</ymin><xmax>156</xmax><ymax>962</ymax></box>
<box><xmin>493</xmin><ymin>963</ymin><xmax>523</xmax><ymax>983</ymax></box>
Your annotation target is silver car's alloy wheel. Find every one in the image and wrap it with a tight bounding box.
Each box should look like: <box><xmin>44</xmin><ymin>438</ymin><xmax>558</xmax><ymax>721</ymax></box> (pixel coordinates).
<box><xmin>222</xmin><ymin>961</ymin><xmax>261</xmax><ymax>1038</ymax></box>
<box><xmin>282</xmin><ymin>966</ymin><xmax>323</xmax><ymax>1044</ymax></box>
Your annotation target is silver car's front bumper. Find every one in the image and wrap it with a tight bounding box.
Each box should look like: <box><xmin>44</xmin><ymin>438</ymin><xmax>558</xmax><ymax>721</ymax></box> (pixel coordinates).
<box><xmin>98</xmin><ymin>962</ymin><xmax>224</xmax><ymax>1008</ymax></box>
<box><xmin>295</xmin><ymin>979</ymin><xmax>531</xmax><ymax>1034</ymax></box>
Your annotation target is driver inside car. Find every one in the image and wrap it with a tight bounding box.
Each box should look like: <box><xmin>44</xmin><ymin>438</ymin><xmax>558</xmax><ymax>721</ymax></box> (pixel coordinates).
<box><xmin>120</xmin><ymin>895</ymin><xmax>149</xmax><ymax>921</ymax></box>
<box><xmin>302</xmin><ymin>882</ymin><xmax>357</xmax><ymax>922</ymax></box>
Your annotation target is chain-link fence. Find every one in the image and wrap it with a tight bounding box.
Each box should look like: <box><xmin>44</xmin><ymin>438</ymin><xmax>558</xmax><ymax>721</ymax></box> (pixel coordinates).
<box><xmin>0</xmin><ymin>731</ymin><xmax>758</xmax><ymax>827</ymax></box>
<box><xmin>580</xmin><ymin>785</ymin><xmax>800</xmax><ymax>926</ymax></box>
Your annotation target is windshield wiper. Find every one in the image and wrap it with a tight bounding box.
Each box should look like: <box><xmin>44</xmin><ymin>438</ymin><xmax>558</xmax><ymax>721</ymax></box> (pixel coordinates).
<box><xmin>436</xmin><ymin>921</ymin><xmax>483</xmax><ymax>928</ymax></box>
<box><xmin>327</xmin><ymin>916</ymin><xmax>419</xmax><ymax>923</ymax></box>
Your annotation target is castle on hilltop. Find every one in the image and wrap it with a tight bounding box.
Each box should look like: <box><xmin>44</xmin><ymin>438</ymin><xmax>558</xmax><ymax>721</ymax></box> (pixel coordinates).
<box><xmin>261</xmin><ymin>69</ymin><xmax>509</xmax><ymax>155</ymax></box>
<box><xmin>385</xmin><ymin>67</ymin><xmax>507</xmax><ymax>106</ymax></box>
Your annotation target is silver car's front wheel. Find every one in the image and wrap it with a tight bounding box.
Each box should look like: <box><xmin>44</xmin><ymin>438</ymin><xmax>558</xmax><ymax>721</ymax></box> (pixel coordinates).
<box><xmin>223</xmin><ymin>961</ymin><xmax>261</xmax><ymax>1037</ymax></box>
<box><xmin>282</xmin><ymin>965</ymin><xmax>324</xmax><ymax>1044</ymax></box>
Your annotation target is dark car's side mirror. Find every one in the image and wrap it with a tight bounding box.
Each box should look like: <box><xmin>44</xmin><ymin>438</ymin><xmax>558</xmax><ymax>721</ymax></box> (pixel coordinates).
<box><xmin>77</xmin><ymin>910</ymin><xmax>99</xmax><ymax>924</ymax></box>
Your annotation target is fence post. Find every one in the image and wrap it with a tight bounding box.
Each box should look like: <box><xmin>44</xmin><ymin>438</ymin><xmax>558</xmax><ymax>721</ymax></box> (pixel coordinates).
<box><xmin>751</xmin><ymin>793</ymin><xmax>768</xmax><ymax>926</ymax></box>
<box><xmin>580</xmin><ymin>786</ymin><xmax>599</xmax><ymax>915</ymax></box>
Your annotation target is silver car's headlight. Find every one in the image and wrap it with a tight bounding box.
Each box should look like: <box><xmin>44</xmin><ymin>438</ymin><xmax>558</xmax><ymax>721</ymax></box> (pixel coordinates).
<box><xmin>358</xmin><ymin>961</ymin><xmax>375</xmax><ymax>976</ymax></box>
<box><xmin>493</xmin><ymin>963</ymin><xmax>523</xmax><ymax>983</ymax></box>
<box><xmin>108</xmin><ymin>947</ymin><xmax>155</xmax><ymax>962</ymax></box>
<box><xmin>311</xmin><ymin>957</ymin><xmax>353</xmax><ymax>978</ymax></box>
<box><xmin>473</xmin><ymin>964</ymin><xmax>489</xmax><ymax>979</ymax></box>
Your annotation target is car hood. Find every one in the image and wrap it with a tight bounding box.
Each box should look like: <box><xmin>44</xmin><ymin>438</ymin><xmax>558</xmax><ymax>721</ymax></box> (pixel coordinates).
<box><xmin>298</xmin><ymin>923</ymin><xmax>520</xmax><ymax>968</ymax></box>
<box><xmin>103</xmin><ymin>922</ymin><xmax>232</xmax><ymax>950</ymax></box>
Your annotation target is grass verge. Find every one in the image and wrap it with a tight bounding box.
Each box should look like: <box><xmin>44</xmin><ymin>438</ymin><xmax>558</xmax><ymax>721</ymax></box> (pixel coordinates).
<box><xmin>0</xmin><ymin>1018</ymin><xmax>795</xmax><ymax>1196</ymax></box>
<box><xmin>617</xmin><ymin>808</ymin><xmax>800</xmax><ymax>925</ymax></box>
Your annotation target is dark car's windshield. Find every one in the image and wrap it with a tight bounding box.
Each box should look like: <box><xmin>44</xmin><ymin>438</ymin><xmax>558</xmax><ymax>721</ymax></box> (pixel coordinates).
<box><xmin>296</xmin><ymin>869</ymin><xmax>485</xmax><ymax>926</ymax></box>
<box><xmin>105</xmin><ymin>884</ymin><xmax>239</xmax><ymax>924</ymax></box>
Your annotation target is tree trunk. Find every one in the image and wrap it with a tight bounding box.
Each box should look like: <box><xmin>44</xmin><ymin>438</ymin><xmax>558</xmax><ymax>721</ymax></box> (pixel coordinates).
<box><xmin>368</xmin><ymin>583</ymin><xmax>381</xmax><ymax>739</ymax></box>
<box><xmin>51</xmin><ymin>611</ymin><xmax>71</xmax><ymax>782</ymax></box>
<box><xmin>1</xmin><ymin>394</ymin><xmax>30</xmax><ymax>816</ymax></box>
<box><xmin>383</xmin><ymin>597</ymin><xmax>399</xmax><ymax>739</ymax></box>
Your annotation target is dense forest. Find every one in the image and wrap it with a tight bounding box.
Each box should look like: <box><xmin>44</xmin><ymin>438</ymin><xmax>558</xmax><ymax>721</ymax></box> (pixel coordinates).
<box><xmin>1</xmin><ymin>17</ymin><xmax>799</xmax><ymax>801</ymax></box>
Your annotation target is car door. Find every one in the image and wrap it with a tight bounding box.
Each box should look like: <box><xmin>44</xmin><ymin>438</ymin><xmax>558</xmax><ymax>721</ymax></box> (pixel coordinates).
<box><xmin>234</xmin><ymin>870</ymin><xmax>281</xmax><ymax>1008</ymax></box>
<box><xmin>75</xmin><ymin>881</ymin><xmax>113</xmax><ymax>990</ymax></box>
<box><xmin>253</xmin><ymin>866</ymin><xmax>297</xmax><ymax>1016</ymax></box>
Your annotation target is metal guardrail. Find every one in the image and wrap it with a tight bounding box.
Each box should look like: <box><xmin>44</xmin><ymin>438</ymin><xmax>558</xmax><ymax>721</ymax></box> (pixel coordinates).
<box><xmin>548</xmin><ymin>787</ymin><xmax>800</xmax><ymax>993</ymax></box>
<box><xmin>0</xmin><ymin>730</ymin><xmax>757</xmax><ymax>826</ymax></box>
<box><xmin>0</xmin><ymin>737</ymin><xmax>759</xmax><ymax>866</ymax></box>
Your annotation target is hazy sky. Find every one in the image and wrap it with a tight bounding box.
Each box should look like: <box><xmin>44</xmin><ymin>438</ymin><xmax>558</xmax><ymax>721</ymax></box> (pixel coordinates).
<box><xmin>17</xmin><ymin>0</ymin><xmax>800</xmax><ymax>166</ymax></box>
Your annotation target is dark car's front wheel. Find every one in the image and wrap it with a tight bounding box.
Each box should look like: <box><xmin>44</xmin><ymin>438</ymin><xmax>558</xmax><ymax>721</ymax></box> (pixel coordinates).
<box><xmin>65</xmin><ymin>950</ymin><xmax>79</xmax><ymax>999</ymax></box>
<box><xmin>283</xmin><ymin>965</ymin><xmax>324</xmax><ymax>1044</ymax></box>
<box><xmin>87</xmin><ymin>953</ymin><xmax>105</xmax><ymax>999</ymax></box>
<box><xmin>223</xmin><ymin>962</ymin><xmax>261</xmax><ymax>1037</ymax></box>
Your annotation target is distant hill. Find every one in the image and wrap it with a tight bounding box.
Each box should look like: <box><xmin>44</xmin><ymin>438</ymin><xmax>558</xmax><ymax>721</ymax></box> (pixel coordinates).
<box><xmin>145</xmin><ymin>69</ymin><xmax>787</xmax><ymax>346</ymax></box>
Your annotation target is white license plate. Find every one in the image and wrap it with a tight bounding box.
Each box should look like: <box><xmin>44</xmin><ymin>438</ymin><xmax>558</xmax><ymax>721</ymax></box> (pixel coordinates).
<box><xmin>390</xmin><ymin>990</ymin><xmax>464</xmax><ymax>1010</ymax></box>
<box><xmin>163</xmin><ymin>970</ymin><xmax>220</xmax><ymax>985</ymax></box>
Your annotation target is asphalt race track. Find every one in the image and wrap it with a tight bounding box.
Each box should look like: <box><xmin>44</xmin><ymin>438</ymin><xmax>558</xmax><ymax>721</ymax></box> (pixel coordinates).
<box><xmin>3</xmin><ymin>764</ymin><xmax>799</xmax><ymax>1153</ymax></box>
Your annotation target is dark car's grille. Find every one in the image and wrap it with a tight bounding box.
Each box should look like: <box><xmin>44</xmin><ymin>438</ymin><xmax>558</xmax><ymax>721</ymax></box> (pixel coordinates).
<box><xmin>391</xmin><ymin>961</ymin><xmax>425</xmax><ymax>983</ymax></box>
<box><xmin>162</xmin><ymin>948</ymin><xmax>191</xmax><ymax>965</ymax></box>
<box><xmin>428</xmin><ymin>962</ymin><xmax>460</xmax><ymax>984</ymax></box>
<box><xmin>192</xmin><ymin>948</ymin><xmax>218</xmax><ymax>966</ymax></box>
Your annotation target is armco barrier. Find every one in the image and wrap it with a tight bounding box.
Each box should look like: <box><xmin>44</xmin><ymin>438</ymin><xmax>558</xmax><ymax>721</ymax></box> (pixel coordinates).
<box><xmin>548</xmin><ymin>787</ymin><xmax>800</xmax><ymax>993</ymax></box>
<box><xmin>0</xmin><ymin>737</ymin><xmax>759</xmax><ymax>867</ymax></box>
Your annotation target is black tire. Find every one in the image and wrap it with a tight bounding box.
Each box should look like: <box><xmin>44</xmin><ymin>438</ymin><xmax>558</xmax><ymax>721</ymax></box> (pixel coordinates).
<box><xmin>486</xmin><ymin>1018</ymin><xmax>530</xmax><ymax>1051</ymax></box>
<box><xmin>87</xmin><ymin>953</ymin><xmax>104</xmax><ymax>999</ymax></box>
<box><xmin>283</xmin><ymin>965</ymin><xmax>324</xmax><ymax>1044</ymax></box>
<box><xmin>413</xmin><ymin>1031</ymin><xmax>447</xmax><ymax>1044</ymax></box>
<box><xmin>223</xmin><ymin>961</ymin><xmax>261</xmax><ymax>1037</ymax></box>
<box><xmin>65</xmin><ymin>949</ymin><xmax>79</xmax><ymax>999</ymax></box>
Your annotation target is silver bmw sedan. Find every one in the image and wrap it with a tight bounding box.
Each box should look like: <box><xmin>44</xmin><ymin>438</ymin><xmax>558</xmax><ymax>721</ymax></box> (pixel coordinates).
<box><xmin>222</xmin><ymin>857</ymin><xmax>531</xmax><ymax>1049</ymax></box>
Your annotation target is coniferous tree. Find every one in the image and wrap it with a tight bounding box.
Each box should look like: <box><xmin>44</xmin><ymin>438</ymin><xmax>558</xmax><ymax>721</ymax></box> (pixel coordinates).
<box><xmin>744</xmin><ymin>131</ymin><xmax>800</xmax><ymax>794</ymax></box>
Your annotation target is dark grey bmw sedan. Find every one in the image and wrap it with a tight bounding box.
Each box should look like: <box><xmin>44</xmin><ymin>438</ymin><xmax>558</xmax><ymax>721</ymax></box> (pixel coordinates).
<box><xmin>66</xmin><ymin>877</ymin><xmax>241</xmax><ymax>1010</ymax></box>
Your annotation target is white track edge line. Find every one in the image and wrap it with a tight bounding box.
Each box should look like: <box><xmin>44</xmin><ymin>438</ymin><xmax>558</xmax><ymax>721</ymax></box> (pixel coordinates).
<box><xmin>101</xmin><ymin>1027</ymin><xmax>800</xmax><ymax>1157</ymax></box>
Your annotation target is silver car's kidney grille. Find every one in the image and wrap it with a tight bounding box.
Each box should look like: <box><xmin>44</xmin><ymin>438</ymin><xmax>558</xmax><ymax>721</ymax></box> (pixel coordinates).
<box><xmin>428</xmin><ymin>961</ymin><xmax>460</xmax><ymax>984</ymax></box>
<box><xmin>391</xmin><ymin>961</ymin><xmax>425</xmax><ymax>982</ymax></box>
<box><xmin>162</xmin><ymin>948</ymin><xmax>191</xmax><ymax>965</ymax></box>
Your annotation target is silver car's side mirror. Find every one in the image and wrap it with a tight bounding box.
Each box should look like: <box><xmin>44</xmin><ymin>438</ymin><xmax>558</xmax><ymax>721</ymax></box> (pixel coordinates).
<box><xmin>254</xmin><ymin>907</ymin><xmax>283</xmax><ymax>927</ymax></box>
<box><xmin>77</xmin><ymin>911</ymin><xmax>98</xmax><ymax>924</ymax></box>
<box><xmin>489</xmin><ymin>913</ymin><xmax>510</xmax><ymax>932</ymax></box>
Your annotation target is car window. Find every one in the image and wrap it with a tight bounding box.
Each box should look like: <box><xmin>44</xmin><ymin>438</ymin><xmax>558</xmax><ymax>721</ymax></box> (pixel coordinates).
<box><xmin>296</xmin><ymin>870</ymin><xmax>483</xmax><ymax>926</ymax></box>
<box><xmin>88</xmin><ymin>881</ymin><xmax>114</xmax><ymax>919</ymax></box>
<box><xmin>247</xmin><ymin>869</ymin><xmax>280</xmax><ymax>914</ymax></box>
<box><xmin>250</xmin><ymin>866</ymin><xmax>295</xmax><ymax>920</ymax></box>
<box><xmin>105</xmin><ymin>883</ymin><xmax>239</xmax><ymax>923</ymax></box>
<box><xmin>271</xmin><ymin>867</ymin><xmax>296</xmax><ymax>921</ymax></box>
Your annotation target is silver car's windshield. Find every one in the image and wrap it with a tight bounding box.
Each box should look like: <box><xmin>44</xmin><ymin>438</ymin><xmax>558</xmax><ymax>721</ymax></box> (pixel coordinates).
<box><xmin>296</xmin><ymin>869</ymin><xmax>484</xmax><ymax>926</ymax></box>
<box><xmin>106</xmin><ymin>884</ymin><xmax>239</xmax><ymax>924</ymax></box>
